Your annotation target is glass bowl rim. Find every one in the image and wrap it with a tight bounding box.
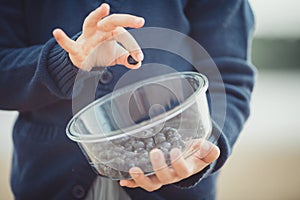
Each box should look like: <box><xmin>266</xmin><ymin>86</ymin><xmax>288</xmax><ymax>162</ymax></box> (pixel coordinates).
<box><xmin>66</xmin><ymin>71</ymin><xmax>209</xmax><ymax>142</ymax></box>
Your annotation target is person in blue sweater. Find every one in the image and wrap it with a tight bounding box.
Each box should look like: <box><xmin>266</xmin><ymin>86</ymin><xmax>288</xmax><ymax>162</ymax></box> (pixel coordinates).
<box><xmin>0</xmin><ymin>0</ymin><xmax>256</xmax><ymax>200</ymax></box>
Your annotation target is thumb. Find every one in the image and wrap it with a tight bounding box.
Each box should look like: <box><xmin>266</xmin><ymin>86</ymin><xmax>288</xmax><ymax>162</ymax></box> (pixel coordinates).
<box><xmin>53</xmin><ymin>28</ymin><xmax>77</xmax><ymax>55</ymax></box>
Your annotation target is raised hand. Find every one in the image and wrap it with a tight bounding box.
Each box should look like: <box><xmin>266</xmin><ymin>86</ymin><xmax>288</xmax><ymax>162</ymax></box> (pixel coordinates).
<box><xmin>53</xmin><ymin>3</ymin><xmax>144</xmax><ymax>71</ymax></box>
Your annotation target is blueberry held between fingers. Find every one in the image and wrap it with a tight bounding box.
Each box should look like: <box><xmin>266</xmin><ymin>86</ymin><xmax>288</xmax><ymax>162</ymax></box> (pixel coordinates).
<box><xmin>127</xmin><ymin>55</ymin><xmax>138</xmax><ymax>65</ymax></box>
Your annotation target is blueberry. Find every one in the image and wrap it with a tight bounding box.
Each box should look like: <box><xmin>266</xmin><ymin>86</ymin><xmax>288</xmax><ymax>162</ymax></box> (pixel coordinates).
<box><xmin>124</xmin><ymin>140</ymin><xmax>136</xmax><ymax>151</ymax></box>
<box><xmin>134</xmin><ymin>147</ymin><xmax>146</xmax><ymax>153</ymax></box>
<box><xmin>119</xmin><ymin>171</ymin><xmax>131</xmax><ymax>179</ymax></box>
<box><xmin>111</xmin><ymin>157</ymin><xmax>124</xmax><ymax>169</ymax></box>
<box><xmin>174</xmin><ymin>132</ymin><xmax>182</xmax><ymax>140</ymax></box>
<box><xmin>132</xmin><ymin>141</ymin><xmax>145</xmax><ymax>150</ymax></box>
<box><xmin>136</xmin><ymin>157</ymin><xmax>151</xmax><ymax>170</ymax></box>
<box><xmin>124</xmin><ymin>151</ymin><xmax>135</xmax><ymax>159</ymax></box>
<box><xmin>139</xmin><ymin>149</ymin><xmax>148</xmax><ymax>155</ymax></box>
<box><xmin>155</xmin><ymin>132</ymin><xmax>165</xmax><ymax>138</ymax></box>
<box><xmin>159</xmin><ymin>147</ymin><xmax>169</xmax><ymax>154</ymax></box>
<box><xmin>124</xmin><ymin>159</ymin><xmax>135</xmax><ymax>171</ymax></box>
<box><xmin>164</xmin><ymin>127</ymin><xmax>178</xmax><ymax>138</ymax></box>
<box><xmin>114</xmin><ymin>146</ymin><xmax>125</xmax><ymax>154</ymax></box>
<box><xmin>138</xmin><ymin>151</ymin><xmax>149</xmax><ymax>160</ymax></box>
<box><xmin>98</xmin><ymin>151</ymin><xmax>110</xmax><ymax>160</ymax></box>
<box><xmin>108</xmin><ymin>168</ymin><xmax>120</xmax><ymax>178</ymax></box>
<box><xmin>143</xmin><ymin>137</ymin><xmax>154</xmax><ymax>144</ymax></box>
<box><xmin>127</xmin><ymin>55</ymin><xmax>138</xmax><ymax>65</ymax></box>
<box><xmin>93</xmin><ymin>124</ymin><xmax>192</xmax><ymax>180</ymax></box>
<box><xmin>107</xmin><ymin>150</ymin><xmax>120</xmax><ymax>160</ymax></box>
<box><xmin>168</xmin><ymin>136</ymin><xmax>179</xmax><ymax>144</ymax></box>
<box><xmin>125</xmin><ymin>145</ymin><xmax>134</xmax><ymax>152</ymax></box>
<box><xmin>145</xmin><ymin>142</ymin><xmax>155</xmax><ymax>151</ymax></box>
<box><xmin>154</xmin><ymin>135</ymin><xmax>166</xmax><ymax>144</ymax></box>
<box><xmin>171</xmin><ymin>140</ymin><xmax>185</xmax><ymax>150</ymax></box>
<box><xmin>158</xmin><ymin>141</ymin><xmax>171</xmax><ymax>150</ymax></box>
<box><xmin>145</xmin><ymin>129</ymin><xmax>156</xmax><ymax>137</ymax></box>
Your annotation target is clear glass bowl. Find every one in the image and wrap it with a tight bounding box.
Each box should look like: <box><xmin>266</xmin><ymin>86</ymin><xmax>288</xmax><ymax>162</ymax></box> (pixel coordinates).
<box><xmin>66</xmin><ymin>72</ymin><xmax>212</xmax><ymax>180</ymax></box>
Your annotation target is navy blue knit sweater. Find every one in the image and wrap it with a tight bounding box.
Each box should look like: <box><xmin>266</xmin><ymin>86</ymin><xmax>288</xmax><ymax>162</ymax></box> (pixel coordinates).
<box><xmin>0</xmin><ymin>0</ymin><xmax>255</xmax><ymax>199</ymax></box>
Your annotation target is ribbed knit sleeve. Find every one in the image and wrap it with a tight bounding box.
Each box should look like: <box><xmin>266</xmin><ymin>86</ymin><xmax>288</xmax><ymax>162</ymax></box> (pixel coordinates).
<box><xmin>46</xmin><ymin>42</ymin><xmax>78</xmax><ymax>95</ymax></box>
<box><xmin>39</xmin><ymin>34</ymin><xmax>81</xmax><ymax>98</ymax></box>
<box><xmin>0</xmin><ymin>36</ymin><xmax>82</xmax><ymax>111</ymax></box>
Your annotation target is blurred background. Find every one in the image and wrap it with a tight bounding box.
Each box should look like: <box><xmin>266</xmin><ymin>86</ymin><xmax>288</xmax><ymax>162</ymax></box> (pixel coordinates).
<box><xmin>1</xmin><ymin>0</ymin><xmax>300</xmax><ymax>199</ymax></box>
<box><xmin>217</xmin><ymin>0</ymin><xmax>300</xmax><ymax>199</ymax></box>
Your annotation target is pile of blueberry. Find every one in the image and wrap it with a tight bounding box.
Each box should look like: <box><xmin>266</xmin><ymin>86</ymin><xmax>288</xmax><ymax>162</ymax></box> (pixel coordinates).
<box><xmin>92</xmin><ymin>126</ymin><xmax>186</xmax><ymax>180</ymax></box>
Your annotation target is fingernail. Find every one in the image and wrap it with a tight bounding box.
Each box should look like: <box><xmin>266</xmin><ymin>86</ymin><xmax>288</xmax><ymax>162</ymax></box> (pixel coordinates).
<box><xmin>102</xmin><ymin>3</ymin><xmax>109</xmax><ymax>9</ymax></box>
<box><xmin>171</xmin><ymin>148</ymin><xmax>181</xmax><ymax>160</ymax></box>
<box><xmin>150</xmin><ymin>149</ymin><xmax>161</xmax><ymax>161</ymax></box>
<box><xmin>135</xmin><ymin>17</ymin><xmax>144</xmax><ymax>25</ymax></box>
<box><xmin>130</xmin><ymin>167</ymin><xmax>141</xmax><ymax>178</ymax></box>
<box><xmin>202</xmin><ymin>140</ymin><xmax>212</xmax><ymax>152</ymax></box>
<box><xmin>137</xmin><ymin>53</ymin><xmax>144</xmax><ymax>61</ymax></box>
<box><xmin>198</xmin><ymin>141</ymin><xmax>212</xmax><ymax>158</ymax></box>
<box><xmin>120</xmin><ymin>181</ymin><xmax>126</xmax><ymax>186</ymax></box>
<box><xmin>132</xmin><ymin>173</ymin><xmax>139</xmax><ymax>178</ymax></box>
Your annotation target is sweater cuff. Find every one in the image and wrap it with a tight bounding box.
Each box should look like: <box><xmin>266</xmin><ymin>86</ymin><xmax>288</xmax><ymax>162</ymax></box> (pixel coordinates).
<box><xmin>173</xmin><ymin>120</ymin><xmax>229</xmax><ymax>188</ymax></box>
<box><xmin>47</xmin><ymin>42</ymin><xmax>78</xmax><ymax>97</ymax></box>
<box><xmin>173</xmin><ymin>159</ymin><xmax>217</xmax><ymax>189</ymax></box>
<box><xmin>39</xmin><ymin>32</ymin><xmax>82</xmax><ymax>98</ymax></box>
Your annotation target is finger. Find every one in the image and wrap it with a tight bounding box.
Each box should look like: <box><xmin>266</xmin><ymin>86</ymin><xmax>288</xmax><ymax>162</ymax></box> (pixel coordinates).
<box><xmin>97</xmin><ymin>14</ymin><xmax>145</xmax><ymax>32</ymax></box>
<box><xmin>150</xmin><ymin>149</ymin><xmax>177</xmax><ymax>184</ymax></box>
<box><xmin>114</xmin><ymin>44</ymin><xmax>141</xmax><ymax>69</ymax></box>
<box><xmin>170</xmin><ymin>148</ymin><xmax>191</xmax><ymax>179</ymax></box>
<box><xmin>80</xmin><ymin>40</ymin><xmax>140</xmax><ymax>69</ymax></box>
<box><xmin>83</xmin><ymin>3</ymin><xmax>110</xmax><ymax>30</ymax></box>
<box><xmin>129</xmin><ymin>167</ymin><xmax>162</xmax><ymax>192</ymax></box>
<box><xmin>113</xmin><ymin>27</ymin><xmax>144</xmax><ymax>63</ymax></box>
<box><xmin>188</xmin><ymin>140</ymin><xmax>220</xmax><ymax>164</ymax></box>
<box><xmin>185</xmin><ymin>141</ymin><xmax>220</xmax><ymax>172</ymax></box>
<box><xmin>119</xmin><ymin>179</ymin><xmax>138</xmax><ymax>188</ymax></box>
<box><xmin>52</xmin><ymin>28</ymin><xmax>77</xmax><ymax>54</ymax></box>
